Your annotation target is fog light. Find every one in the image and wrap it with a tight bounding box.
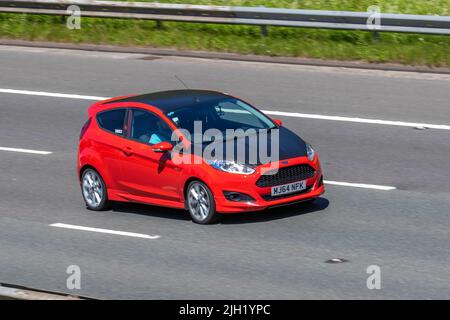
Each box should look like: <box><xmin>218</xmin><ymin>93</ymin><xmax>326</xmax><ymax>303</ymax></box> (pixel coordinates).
<box><xmin>223</xmin><ymin>191</ymin><xmax>255</xmax><ymax>202</ymax></box>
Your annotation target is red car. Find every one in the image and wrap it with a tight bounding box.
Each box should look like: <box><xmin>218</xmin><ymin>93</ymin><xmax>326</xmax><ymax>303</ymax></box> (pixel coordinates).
<box><xmin>78</xmin><ymin>90</ymin><xmax>324</xmax><ymax>224</ymax></box>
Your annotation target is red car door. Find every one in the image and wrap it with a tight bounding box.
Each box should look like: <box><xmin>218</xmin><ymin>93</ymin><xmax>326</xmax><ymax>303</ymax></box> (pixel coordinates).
<box><xmin>118</xmin><ymin>108</ymin><xmax>183</xmax><ymax>204</ymax></box>
<box><xmin>93</xmin><ymin>108</ymin><xmax>130</xmax><ymax>191</ymax></box>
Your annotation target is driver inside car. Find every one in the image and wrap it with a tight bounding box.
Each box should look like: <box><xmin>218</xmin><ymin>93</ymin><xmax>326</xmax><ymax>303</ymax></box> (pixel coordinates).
<box><xmin>149</xmin><ymin>119</ymin><xmax>172</xmax><ymax>145</ymax></box>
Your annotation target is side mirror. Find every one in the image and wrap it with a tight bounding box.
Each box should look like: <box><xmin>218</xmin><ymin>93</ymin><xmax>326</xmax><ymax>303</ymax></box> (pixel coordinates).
<box><xmin>273</xmin><ymin>119</ymin><xmax>283</xmax><ymax>127</ymax></box>
<box><xmin>151</xmin><ymin>141</ymin><xmax>174</xmax><ymax>153</ymax></box>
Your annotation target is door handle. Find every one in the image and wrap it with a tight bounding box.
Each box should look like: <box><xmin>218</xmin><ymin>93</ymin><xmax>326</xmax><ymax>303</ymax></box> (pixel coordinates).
<box><xmin>122</xmin><ymin>146</ymin><xmax>133</xmax><ymax>157</ymax></box>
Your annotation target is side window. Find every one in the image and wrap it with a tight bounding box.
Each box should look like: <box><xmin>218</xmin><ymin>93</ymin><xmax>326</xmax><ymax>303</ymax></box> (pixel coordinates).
<box><xmin>130</xmin><ymin>109</ymin><xmax>173</xmax><ymax>145</ymax></box>
<box><xmin>97</xmin><ymin>109</ymin><xmax>126</xmax><ymax>136</ymax></box>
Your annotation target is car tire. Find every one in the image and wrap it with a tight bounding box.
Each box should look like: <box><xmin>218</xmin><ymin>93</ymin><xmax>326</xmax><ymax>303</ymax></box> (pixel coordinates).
<box><xmin>186</xmin><ymin>181</ymin><xmax>221</xmax><ymax>225</ymax></box>
<box><xmin>81</xmin><ymin>168</ymin><xmax>110</xmax><ymax>211</ymax></box>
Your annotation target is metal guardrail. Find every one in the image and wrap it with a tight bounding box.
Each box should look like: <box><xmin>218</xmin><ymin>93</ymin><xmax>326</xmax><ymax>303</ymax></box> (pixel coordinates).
<box><xmin>0</xmin><ymin>0</ymin><xmax>449</xmax><ymax>35</ymax></box>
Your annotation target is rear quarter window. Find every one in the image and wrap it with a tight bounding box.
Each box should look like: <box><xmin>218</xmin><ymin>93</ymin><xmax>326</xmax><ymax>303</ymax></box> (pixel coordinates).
<box><xmin>97</xmin><ymin>109</ymin><xmax>126</xmax><ymax>135</ymax></box>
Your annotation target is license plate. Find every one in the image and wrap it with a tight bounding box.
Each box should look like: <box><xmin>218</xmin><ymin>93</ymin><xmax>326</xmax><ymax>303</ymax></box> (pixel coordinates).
<box><xmin>271</xmin><ymin>180</ymin><xmax>306</xmax><ymax>197</ymax></box>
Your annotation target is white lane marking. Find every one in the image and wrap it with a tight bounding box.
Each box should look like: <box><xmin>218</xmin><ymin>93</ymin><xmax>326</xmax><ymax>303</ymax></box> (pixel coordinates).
<box><xmin>0</xmin><ymin>146</ymin><xmax>52</xmax><ymax>155</ymax></box>
<box><xmin>0</xmin><ymin>88</ymin><xmax>107</xmax><ymax>101</ymax></box>
<box><xmin>263</xmin><ymin>110</ymin><xmax>450</xmax><ymax>131</ymax></box>
<box><xmin>49</xmin><ymin>223</ymin><xmax>160</xmax><ymax>240</ymax></box>
<box><xmin>2</xmin><ymin>87</ymin><xmax>450</xmax><ymax>131</ymax></box>
<box><xmin>324</xmin><ymin>180</ymin><xmax>396</xmax><ymax>191</ymax></box>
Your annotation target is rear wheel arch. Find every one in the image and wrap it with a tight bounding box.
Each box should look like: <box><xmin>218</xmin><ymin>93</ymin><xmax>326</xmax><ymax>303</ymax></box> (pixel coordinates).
<box><xmin>80</xmin><ymin>167</ymin><xmax>110</xmax><ymax>211</ymax></box>
<box><xmin>79</xmin><ymin>161</ymin><xmax>114</xmax><ymax>190</ymax></box>
<box><xmin>79</xmin><ymin>164</ymin><xmax>97</xmax><ymax>180</ymax></box>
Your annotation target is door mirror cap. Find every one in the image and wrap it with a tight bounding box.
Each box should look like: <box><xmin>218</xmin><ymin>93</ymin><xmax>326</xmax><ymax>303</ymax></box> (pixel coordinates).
<box><xmin>151</xmin><ymin>141</ymin><xmax>174</xmax><ymax>153</ymax></box>
<box><xmin>273</xmin><ymin>119</ymin><xmax>283</xmax><ymax>127</ymax></box>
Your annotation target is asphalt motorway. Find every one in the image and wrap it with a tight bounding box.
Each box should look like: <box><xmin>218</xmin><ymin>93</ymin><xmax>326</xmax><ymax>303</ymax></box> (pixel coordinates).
<box><xmin>0</xmin><ymin>46</ymin><xmax>449</xmax><ymax>299</ymax></box>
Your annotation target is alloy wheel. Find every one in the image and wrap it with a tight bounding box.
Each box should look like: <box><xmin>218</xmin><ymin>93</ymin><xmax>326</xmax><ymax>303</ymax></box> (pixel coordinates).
<box><xmin>188</xmin><ymin>182</ymin><xmax>211</xmax><ymax>222</ymax></box>
<box><xmin>82</xmin><ymin>170</ymin><xmax>104</xmax><ymax>208</ymax></box>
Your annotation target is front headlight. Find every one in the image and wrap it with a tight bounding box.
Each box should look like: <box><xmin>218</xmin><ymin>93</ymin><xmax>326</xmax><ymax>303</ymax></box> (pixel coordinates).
<box><xmin>206</xmin><ymin>160</ymin><xmax>255</xmax><ymax>175</ymax></box>
<box><xmin>306</xmin><ymin>143</ymin><xmax>315</xmax><ymax>161</ymax></box>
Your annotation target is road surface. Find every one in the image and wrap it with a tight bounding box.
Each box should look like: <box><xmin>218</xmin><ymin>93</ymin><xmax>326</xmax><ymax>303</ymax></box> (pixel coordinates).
<box><xmin>0</xmin><ymin>46</ymin><xmax>449</xmax><ymax>299</ymax></box>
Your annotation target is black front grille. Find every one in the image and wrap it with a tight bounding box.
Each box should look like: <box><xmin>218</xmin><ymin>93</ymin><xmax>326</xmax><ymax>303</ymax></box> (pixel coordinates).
<box><xmin>256</xmin><ymin>164</ymin><xmax>316</xmax><ymax>188</ymax></box>
<box><xmin>261</xmin><ymin>186</ymin><xmax>313</xmax><ymax>201</ymax></box>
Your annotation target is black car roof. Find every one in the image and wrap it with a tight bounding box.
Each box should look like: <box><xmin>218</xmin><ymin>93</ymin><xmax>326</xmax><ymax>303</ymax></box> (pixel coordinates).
<box><xmin>107</xmin><ymin>90</ymin><xmax>230</xmax><ymax>112</ymax></box>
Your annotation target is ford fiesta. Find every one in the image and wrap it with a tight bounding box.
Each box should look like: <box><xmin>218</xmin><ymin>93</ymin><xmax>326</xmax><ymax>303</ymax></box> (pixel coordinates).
<box><xmin>78</xmin><ymin>90</ymin><xmax>324</xmax><ymax>224</ymax></box>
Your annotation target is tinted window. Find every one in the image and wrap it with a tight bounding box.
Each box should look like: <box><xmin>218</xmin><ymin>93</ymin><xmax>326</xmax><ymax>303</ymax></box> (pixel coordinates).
<box><xmin>97</xmin><ymin>109</ymin><xmax>126</xmax><ymax>135</ymax></box>
<box><xmin>214</xmin><ymin>100</ymin><xmax>264</xmax><ymax>128</ymax></box>
<box><xmin>130</xmin><ymin>109</ymin><xmax>173</xmax><ymax>145</ymax></box>
<box><xmin>165</xmin><ymin>98</ymin><xmax>275</xmax><ymax>135</ymax></box>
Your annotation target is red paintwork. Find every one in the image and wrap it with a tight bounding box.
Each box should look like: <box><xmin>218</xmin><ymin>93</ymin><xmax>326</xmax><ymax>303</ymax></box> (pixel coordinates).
<box><xmin>78</xmin><ymin>96</ymin><xmax>324</xmax><ymax>213</ymax></box>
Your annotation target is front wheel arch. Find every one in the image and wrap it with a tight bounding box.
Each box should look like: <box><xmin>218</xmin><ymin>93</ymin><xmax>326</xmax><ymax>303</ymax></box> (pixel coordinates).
<box><xmin>183</xmin><ymin>177</ymin><xmax>212</xmax><ymax>207</ymax></box>
<box><xmin>184</xmin><ymin>180</ymin><xmax>221</xmax><ymax>224</ymax></box>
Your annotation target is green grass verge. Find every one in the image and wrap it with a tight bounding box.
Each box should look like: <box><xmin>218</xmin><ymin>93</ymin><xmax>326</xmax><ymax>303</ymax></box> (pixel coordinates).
<box><xmin>0</xmin><ymin>0</ymin><xmax>449</xmax><ymax>66</ymax></box>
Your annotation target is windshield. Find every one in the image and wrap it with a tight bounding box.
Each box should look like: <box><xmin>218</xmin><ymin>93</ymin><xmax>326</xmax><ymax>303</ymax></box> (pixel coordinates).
<box><xmin>165</xmin><ymin>98</ymin><xmax>275</xmax><ymax>137</ymax></box>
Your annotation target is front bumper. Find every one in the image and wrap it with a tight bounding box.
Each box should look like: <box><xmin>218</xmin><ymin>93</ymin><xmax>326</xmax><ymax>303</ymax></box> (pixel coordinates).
<box><xmin>210</xmin><ymin>156</ymin><xmax>325</xmax><ymax>213</ymax></box>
